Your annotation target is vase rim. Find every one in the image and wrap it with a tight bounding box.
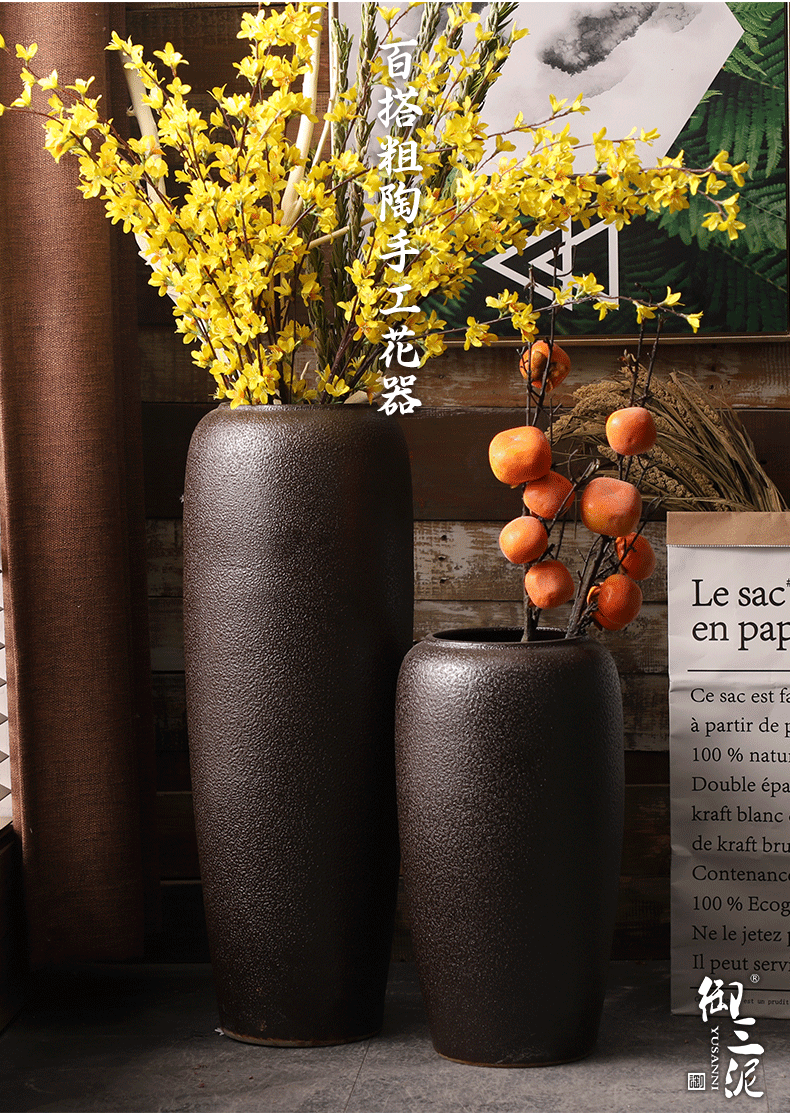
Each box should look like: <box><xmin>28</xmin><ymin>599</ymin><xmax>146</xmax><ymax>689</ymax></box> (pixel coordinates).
<box><xmin>216</xmin><ymin>401</ymin><xmax>374</xmax><ymax>411</ymax></box>
<box><xmin>423</xmin><ymin>627</ymin><xmax>589</xmax><ymax>648</ymax></box>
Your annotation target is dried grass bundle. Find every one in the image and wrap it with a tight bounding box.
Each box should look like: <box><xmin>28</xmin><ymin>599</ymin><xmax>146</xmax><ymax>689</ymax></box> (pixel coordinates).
<box><xmin>552</xmin><ymin>363</ymin><xmax>786</xmax><ymax>513</ymax></box>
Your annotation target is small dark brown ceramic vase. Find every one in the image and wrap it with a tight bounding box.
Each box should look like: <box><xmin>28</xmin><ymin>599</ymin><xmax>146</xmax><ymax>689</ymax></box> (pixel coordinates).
<box><xmin>395</xmin><ymin>627</ymin><xmax>624</xmax><ymax>1066</ymax></box>
<box><xmin>183</xmin><ymin>404</ymin><xmax>413</xmax><ymax>1046</ymax></box>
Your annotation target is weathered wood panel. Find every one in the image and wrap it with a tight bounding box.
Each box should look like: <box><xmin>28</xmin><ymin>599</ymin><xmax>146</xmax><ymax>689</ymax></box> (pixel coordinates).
<box><xmin>156</xmin><ymin>792</ymin><xmax>199</xmax><ymax>881</ymax></box>
<box><xmin>139</xmin><ymin>326</ymin><xmax>214</xmax><ymax>402</ymax></box>
<box><xmin>138</xmin><ymin>322</ymin><xmax>790</xmax><ymax>410</ymax></box>
<box><xmin>146</xmin><ymin>517</ymin><xmax>669</xmax><ymax>604</ymax></box>
<box><xmin>143</xmin><ymin>402</ymin><xmax>212</xmax><ymax>517</ymax></box>
<box><xmin>613</xmin><ymin>876</ymin><xmax>669</xmax><ymax>960</ymax></box>
<box><xmin>620</xmin><ymin>674</ymin><xmax>669</xmax><ymax>752</ymax></box>
<box><xmin>625</xmin><ymin>751</ymin><xmax>669</xmax><ymax>784</ymax></box>
<box><xmin>415</xmin><ymin>520</ymin><xmax>667</xmax><ymax>603</ymax></box>
<box><xmin>397</xmin><ymin>342</ymin><xmax>790</xmax><ymax>410</ymax></box>
<box><xmin>149</xmin><ymin>593</ymin><xmax>668</xmax><ymax>675</ymax></box>
<box><xmin>142</xmin><ymin>405</ymin><xmax>539</xmax><ymax>520</ymax></box>
<box><xmin>146</xmin><ymin>519</ymin><xmax>183</xmax><ymax>598</ymax></box>
<box><xmin>621</xmin><ymin>786</ymin><xmax>670</xmax><ymax>877</ymax></box>
<box><xmin>152</xmin><ymin>672</ymin><xmax>190</xmax><ymax>792</ymax></box>
<box><xmin>143</xmin><ymin>403</ymin><xmax>790</xmax><ymax>519</ymax></box>
<box><xmin>126</xmin><ymin>2</ymin><xmax>331</xmax><ymax>115</ymax></box>
<box><xmin>739</xmin><ymin>410</ymin><xmax>790</xmax><ymax>493</ymax></box>
<box><xmin>149</xmin><ymin>598</ymin><xmax>184</xmax><ymax>673</ymax></box>
<box><xmin>139</xmin><ymin>325</ymin><xmax>306</xmax><ymax>402</ymax></box>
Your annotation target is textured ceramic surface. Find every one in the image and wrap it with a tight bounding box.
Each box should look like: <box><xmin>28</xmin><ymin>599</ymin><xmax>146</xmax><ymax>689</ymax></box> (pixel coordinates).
<box><xmin>183</xmin><ymin>404</ymin><xmax>413</xmax><ymax>1045</ymax></box>
<box><xmin>395</xmin><ymin>627</ymin><xmax>624</xmax><ymax>1066</ymax></box>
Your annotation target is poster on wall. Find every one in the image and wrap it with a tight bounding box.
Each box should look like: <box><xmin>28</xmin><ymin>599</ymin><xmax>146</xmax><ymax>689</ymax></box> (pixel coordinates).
<box><xmin>339</xmin><ymin>2</ymin><xmax>789</xmax><ymax>339</ymax></box>
<box><xmin>667</xmin><ymin>512</ymin><xmax>790</xmax><ymax>1019</ymax></box>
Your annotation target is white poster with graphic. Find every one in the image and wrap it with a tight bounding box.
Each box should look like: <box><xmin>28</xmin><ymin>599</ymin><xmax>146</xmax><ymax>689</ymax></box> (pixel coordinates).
<box><xmin>668</xmin><ymin>512</ymin><xmax>790</xmax><ymax>1017</ymax></box>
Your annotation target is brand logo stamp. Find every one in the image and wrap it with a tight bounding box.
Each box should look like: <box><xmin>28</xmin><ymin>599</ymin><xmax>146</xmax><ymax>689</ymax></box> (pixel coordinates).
<box><xmin>697</xmin><ymin>976</ymin><xmax>765</xmax><ymax>1099</ymax></box>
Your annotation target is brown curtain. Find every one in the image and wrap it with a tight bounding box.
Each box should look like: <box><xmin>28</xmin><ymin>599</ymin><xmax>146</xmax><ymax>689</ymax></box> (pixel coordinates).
<box><xmin>0</xmin><ymin>3</ymin><xmax>158</xmax><ymax>966</ymax></box>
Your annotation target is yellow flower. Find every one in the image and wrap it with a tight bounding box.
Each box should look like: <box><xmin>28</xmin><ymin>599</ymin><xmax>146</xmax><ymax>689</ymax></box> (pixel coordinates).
<box><xmin>228</xmin><ymin>374</ymin><xmax>251</xmax><ymax>408</ymax></box>
<box><xmin>299</xmin><ymin>271</ymin><xmax>321</xmax><ymax>301</ymax></box>
<box><xmin>0</xmin><ymin>2</ymin><xmax>748</xmax><ymax>406</ymax></box>
<box><xmin>594</xmin><ymin>299</ymin><xmax>619</xmax><ymax>321</ymax></box>
<box><xmin>634</xmin><ymin>302</ymin><xmax>657</xmax><ymax>325</ymax></box>
<box><xmin>14</xmin><ymin>42</ymin><xmax>37</xmax><ymax>62</ymax></box>
<box><xmin>464</xmin><ymin>318</ymin><xmax>497</xmax><ymax>350</ymax></box>
<box><xmin>153</xmin><ymin>42</ymin><xmax>187</xmax><ymax>70</ymax></box>
<box><xmin>573</xmin><ymin>273</ymin><xmax>605</xmax><ymax>297</ymax></box>
<box><xmin>685</xmin><ymin>313</ymin><xmax>702</xmax><ymax>333</ymax></box>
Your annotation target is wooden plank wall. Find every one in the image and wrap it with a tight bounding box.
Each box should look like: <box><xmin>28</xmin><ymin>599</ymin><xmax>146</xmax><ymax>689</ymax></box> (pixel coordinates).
<box><xmin>127</xmin><ymin>4</ymin><xmax>790</xmax><ymax>962</ymax></box>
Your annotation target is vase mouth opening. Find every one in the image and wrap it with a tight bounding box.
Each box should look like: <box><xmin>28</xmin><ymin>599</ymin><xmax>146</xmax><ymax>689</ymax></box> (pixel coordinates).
<box><xmin>426</xmin><ymin>627</ymin><xmax>583</xmax><ymax>647</ymax></box>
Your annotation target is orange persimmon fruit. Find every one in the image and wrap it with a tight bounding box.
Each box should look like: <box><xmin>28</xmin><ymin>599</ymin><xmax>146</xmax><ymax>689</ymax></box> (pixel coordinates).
<box><xmin>580</xmin><ymin>477</ymin><xmax>642</xmax><ymax>538</ymax></box>
<box><xmin>488</xmin><ymin>426</ymin><xmax>552</xmax><ymax>486</ymax></box>
<box><xmin>589</xmin><ymin>573</ymin><xmax>643</xmax><ymax>630</ymax></box>
<box><xmin>524</xmin><ymin>558</ymin><xmax>575</xmax><ymax>610</ymax></box>
<box><xmin>519</xmin><ymin>340</ymin><xmax>571</xmax><ymax>394</ymax></box>
<box><xmin>615</xmin><ymin>532</ymin><xmax>656</xmax><ymax>581</ymax></box>
<box><xmin>499</xmin><ymin>516</ymin><xmax>548</xmax><ymax>565</ymax></box>
<box><xmin>523</xmin><ymin>470</ymin><xmax>574</xmax><ymax>520</ymax></box>
<box><xmin>605</xmin><ymin>406</ymin><xmax>657</xmax><ymax>456</ymax></box>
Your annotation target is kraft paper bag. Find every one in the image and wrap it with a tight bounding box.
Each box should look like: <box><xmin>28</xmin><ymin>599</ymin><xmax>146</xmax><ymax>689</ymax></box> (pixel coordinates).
<box><xmin>667</xmin><ymin>511</ymin><xmax>790</xmax><ymax>1019</ymax></box>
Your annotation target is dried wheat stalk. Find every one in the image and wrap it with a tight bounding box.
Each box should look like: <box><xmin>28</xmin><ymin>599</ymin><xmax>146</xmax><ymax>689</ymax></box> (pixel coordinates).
<box><xmin>552</xmin><ymin>363</ymin><xmax>786</xmax><ymax>513</ymax></box>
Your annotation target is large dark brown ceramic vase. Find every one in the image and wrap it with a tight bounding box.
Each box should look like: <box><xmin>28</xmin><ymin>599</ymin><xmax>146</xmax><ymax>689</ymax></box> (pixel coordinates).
<box><xmin>395</xmin><ymin>627</ymin><xmax>624</xmax><ymax>1066</ymax></box>
<box><xmin>183</xmin><ymin>404</ymin><xmax>413</xmax><ymax>1045</ymax></box>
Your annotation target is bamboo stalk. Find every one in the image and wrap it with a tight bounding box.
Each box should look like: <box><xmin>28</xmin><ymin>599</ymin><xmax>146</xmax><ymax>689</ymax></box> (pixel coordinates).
<box><xmin>282</xmin><ymin>6</ymin><xmax>323</xmax><ymax>225</ymax></box>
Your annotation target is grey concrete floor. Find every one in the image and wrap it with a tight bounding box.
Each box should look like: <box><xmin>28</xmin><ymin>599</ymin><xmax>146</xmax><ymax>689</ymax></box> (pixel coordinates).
<box><xmin>0</xmin><ymin>960</ymin><xmax>789</xmax><ymax>1113</ymax></box>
